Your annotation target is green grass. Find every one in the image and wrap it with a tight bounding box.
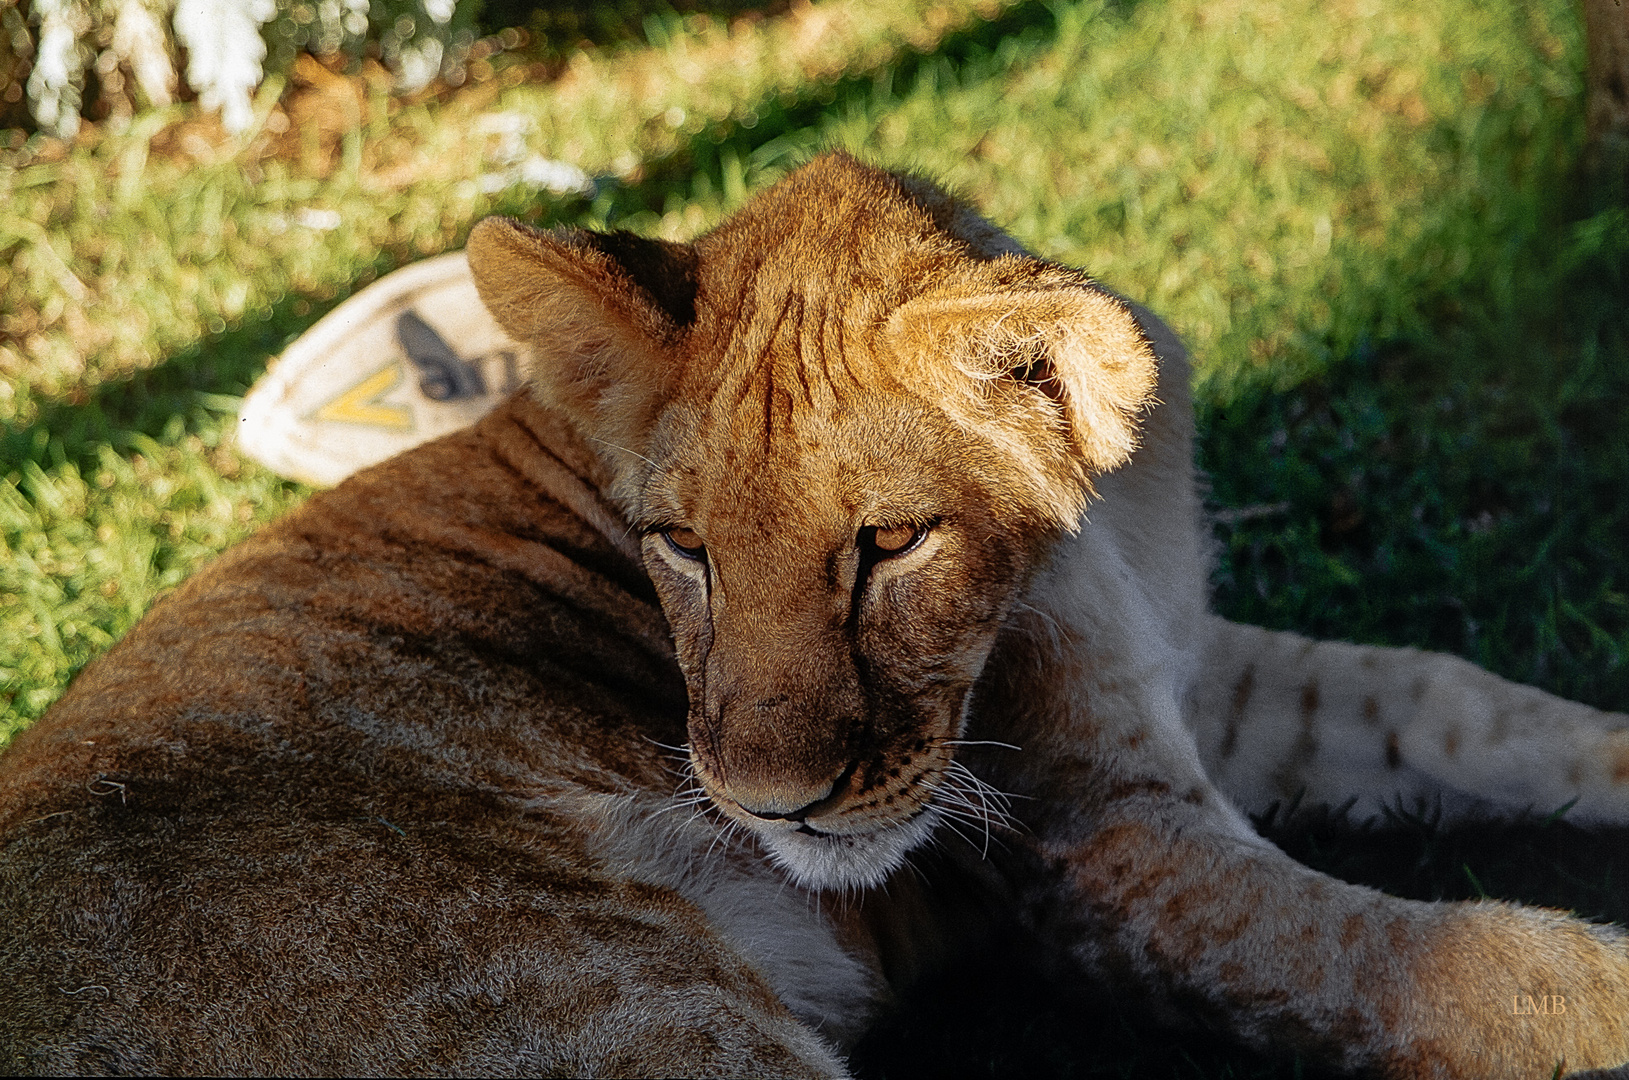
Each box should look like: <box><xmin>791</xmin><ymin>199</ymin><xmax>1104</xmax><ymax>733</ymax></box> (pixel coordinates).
<box><xmin>2</xmin><ymin>0</ymin><xmax>1627</xmax><ymax>1075</ymax></box>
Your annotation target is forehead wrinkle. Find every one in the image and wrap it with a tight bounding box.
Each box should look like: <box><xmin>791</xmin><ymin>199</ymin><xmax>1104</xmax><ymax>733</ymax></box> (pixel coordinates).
<box><xmin>800</xmin><ymin>296</ymin><xmax>855</xmax><ymax>414</ymax></box>
<box><xmin>664</xmin><ymin>223</ymin><xmax>958</xmax><ymax>526</ymax></box>
<box><xmin>694</xmin><ymin>292</ymin><xmax>857</xmax><ymax>448</ymax></box>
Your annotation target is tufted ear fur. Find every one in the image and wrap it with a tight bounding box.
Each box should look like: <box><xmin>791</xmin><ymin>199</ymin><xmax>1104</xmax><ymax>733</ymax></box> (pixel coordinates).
<box><xmin>466</xmin><ymin>217</ymin><xmax>698</xmax><ymax>477</ymax></box>
<box><xmin>886</xmin><ymin>272</ymin><xmax>1158</xmax><ymax>528</ymax></box>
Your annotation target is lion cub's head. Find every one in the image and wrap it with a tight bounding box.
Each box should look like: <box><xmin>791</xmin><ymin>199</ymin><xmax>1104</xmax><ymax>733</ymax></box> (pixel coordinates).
<box><xmin>468</xmin><ymin>154</ymin><xmax>1156</xmax><ymax>889</ymax></box>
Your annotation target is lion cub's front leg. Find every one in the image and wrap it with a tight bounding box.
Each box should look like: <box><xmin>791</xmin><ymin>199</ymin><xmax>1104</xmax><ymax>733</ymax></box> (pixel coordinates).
<box><xmin>973</xmin><ymin>566</ymin><xmax>1629</xmax><ymax>1078</ymax></box>
<box><xmin>1018</xmin><ymin>784</ymin><xmax>1629</xmax><ymax>1077</ymax></box>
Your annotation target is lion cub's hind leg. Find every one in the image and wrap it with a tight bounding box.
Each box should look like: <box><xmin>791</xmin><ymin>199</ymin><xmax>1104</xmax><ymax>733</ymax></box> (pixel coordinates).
<box><xmin>1191</xmin><ymin>616</ymin><xmax>1629</xmax><ymax>826</ymax></box>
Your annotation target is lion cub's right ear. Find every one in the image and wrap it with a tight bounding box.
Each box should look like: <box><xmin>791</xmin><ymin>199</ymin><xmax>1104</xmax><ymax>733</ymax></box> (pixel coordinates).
<box><xmin>466</xmin><ymin>217</ymin><xmax>697</xmax><ymax>452</ymax></box>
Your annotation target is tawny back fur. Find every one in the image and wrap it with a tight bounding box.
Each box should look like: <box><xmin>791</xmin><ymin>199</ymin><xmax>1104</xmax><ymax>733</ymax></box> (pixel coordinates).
<box><xmin>2</xmin><ymin>153</ymin><xmax>1627</xmax><ymax>1078</ymax></box>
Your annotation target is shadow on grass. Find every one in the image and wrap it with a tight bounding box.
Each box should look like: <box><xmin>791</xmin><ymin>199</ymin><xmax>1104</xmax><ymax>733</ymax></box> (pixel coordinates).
<box><xmin>1200</xmin><ymin>207</ymin><xmax>1629</xmax><ymax>715</ymax></box>
<box><xmin>0</xmin><ymin>299</ymin><xmax>328</xmax><ymax>481</ymax></box>
<box><xmin>572</xmin><ymin>0</ymin><xmax>1081</xmax><ymax>219</ymax></box>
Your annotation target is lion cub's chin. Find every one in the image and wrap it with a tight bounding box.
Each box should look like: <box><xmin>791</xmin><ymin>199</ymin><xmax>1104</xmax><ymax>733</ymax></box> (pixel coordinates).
<box><xmin>752</xmin><ymin>809</ymin><xmax>941</xmax><ymax>892</ymax></box>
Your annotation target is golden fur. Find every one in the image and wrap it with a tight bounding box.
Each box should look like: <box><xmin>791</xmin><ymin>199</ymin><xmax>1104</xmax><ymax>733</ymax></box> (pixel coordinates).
<box><xmin>2</xmin><ymin>153</ymin><xmax>1628</xmax><ymax>1077</ymax></box>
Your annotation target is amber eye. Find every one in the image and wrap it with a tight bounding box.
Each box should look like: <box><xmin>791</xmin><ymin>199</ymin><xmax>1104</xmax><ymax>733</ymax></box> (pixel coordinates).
<box><xmin>864</xmin><ymin>524</ymin><xmax>925</xmax><ymax>558</ymax></box>
<box><xmin>662</xmin><ymin>527</ymin><xmax>706</xmax><ymax>561</ymax></box>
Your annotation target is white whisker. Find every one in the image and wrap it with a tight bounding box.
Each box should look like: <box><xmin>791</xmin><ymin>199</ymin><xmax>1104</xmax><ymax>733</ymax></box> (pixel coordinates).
<box><xmin>934</xmin><ymin>806</ymin><xmax>1011</xmax><ymax>856</ymax></box>
<box><xmin>590</xmin><ymin>436</ymin><xmax>660</xmax><ymax>471</ymax></box>
<box><xmin>924</xmin><ymin>760</ymin><xmax>1026</xmax><ymax>859</ymax></box>
<box><xmin>936</xmin><ymin>787</ymin><xmax>995</xmax><ymax>857</ymax></box>
<box><xmin>936</xmin><ymin>738</ymin><xmax>1023</xmax><ymax>752</ymax></box>
<box><xmin>649</xmin><ymin>798</ymin><xmax>708</xmax><ymax>819</ymax></box>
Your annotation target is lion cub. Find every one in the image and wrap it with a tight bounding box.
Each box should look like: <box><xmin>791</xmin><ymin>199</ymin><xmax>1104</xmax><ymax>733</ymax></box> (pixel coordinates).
<box><xmin>3</xmin><ymin>153</ymin><xmax>1629</xmax><ymax>1077</ymax></box>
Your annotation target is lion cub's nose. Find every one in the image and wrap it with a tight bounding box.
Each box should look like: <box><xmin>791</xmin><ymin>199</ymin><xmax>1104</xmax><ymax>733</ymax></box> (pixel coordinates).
<box><xmin>733</xmin><ymin>760</ymin><xmax>858</xmax><ymax>822</ymax></box>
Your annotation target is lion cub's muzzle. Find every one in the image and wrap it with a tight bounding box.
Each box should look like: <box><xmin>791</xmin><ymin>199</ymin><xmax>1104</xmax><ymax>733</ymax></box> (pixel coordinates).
<box><xmin>688</xmin><ymin>739</ymin><xmax>949</xmax><ymax>890</ymax></box>
<box><xmin>686</xmin><ymin>680</ymin><xmax>867</xmax><ymax>820</ymax></box>
<box><xmin>681</xmin><ymin>673</ymin><xmax>963</xmax><ymax>888</ymax></box>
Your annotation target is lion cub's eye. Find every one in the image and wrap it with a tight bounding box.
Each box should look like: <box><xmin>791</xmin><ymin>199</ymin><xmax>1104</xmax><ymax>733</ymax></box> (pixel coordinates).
<box><xmin>863</xmin><ymin>524</ymin><xmax>926</xmax><ymax>558</ymax></box>
<box><xmin>661</xmin><ymin>527</ymin><xmax>707</xmax><ymax>561</ymax></box>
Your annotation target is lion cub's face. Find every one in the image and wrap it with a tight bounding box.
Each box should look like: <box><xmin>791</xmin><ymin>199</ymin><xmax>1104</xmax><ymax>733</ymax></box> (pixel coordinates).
<box><xmin>469</xmin><ymin>154</ymin><xmax>1157</xmax><ymax>889</ymax></box>
<box><xmin>635</xmin><ymin>381</ymin><xmax>1037</xmax><ymax>888</ymax></box>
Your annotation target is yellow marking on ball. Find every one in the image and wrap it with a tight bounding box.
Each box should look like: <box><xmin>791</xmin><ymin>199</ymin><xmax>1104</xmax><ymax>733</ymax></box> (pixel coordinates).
<box><xmin>311</xmin><ymin>364</ymin><xmax>414</xmax><ymax>431</ymax></box>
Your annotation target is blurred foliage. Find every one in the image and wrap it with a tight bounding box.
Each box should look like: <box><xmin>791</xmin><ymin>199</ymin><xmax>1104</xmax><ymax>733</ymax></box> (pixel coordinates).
<box><xmin>1</xmin><ymin>0</ymin><xmax>489</xmax><ymax>138</ymax></box>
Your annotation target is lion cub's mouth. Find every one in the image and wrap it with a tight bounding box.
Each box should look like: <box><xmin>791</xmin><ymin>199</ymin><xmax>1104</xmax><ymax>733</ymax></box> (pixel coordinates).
<box><xmin>678</xmin><ymin>765</ymin><xmax>934</xmax><ymax>891</ymax></box>
<box><xmin>754</xmin><ymin>808</ymin><xmax>942</xmax><ymax>892</ymax></box>
<box><xmin>707</xmin><ymin>774</ymin><xmax>1015</xmax><ymax>892</ymax></box>
<box><xmin>673</xmin><ymin>745</ymin><xmax>1019</xmax><ymax>892</ymax></box>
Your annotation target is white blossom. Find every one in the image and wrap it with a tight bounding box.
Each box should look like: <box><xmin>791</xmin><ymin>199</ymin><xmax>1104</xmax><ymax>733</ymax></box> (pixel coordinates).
<box><xmin>310</xmin><ymin>0</ymin><xmax>369</xmax><ymax>56</ymax></box>
<box><xmin>110</xmin><ymin>0</ymin><xmax>177</xmax><ymax>108</ymax></box>
<box><xmin>341</xmin><ymin>0</ymin><xmax>368</xmax><ymax>37</ymax></box>
<box><xmin>518</xmin><ymin>156</ymin><xmax>592</xmax><ymax>195</ymax></box>
<box><xmin>393</xmin><ymin>35</ymin><xmax>443</xmax><ymax>93</ymax></box>
<box><xmin>294</xmin><ymin>207</ymin><xmax>342</xmax><ymax>230</ymax></box>
<box><xmin>172</xmin><ymin>0</ymin><xmax>277</xmax><ymax>134</ymax></box>
<box><xmin>26</xmin><ymin>0</ymin><xmax>92</xmax><ymax>138</ymax></box>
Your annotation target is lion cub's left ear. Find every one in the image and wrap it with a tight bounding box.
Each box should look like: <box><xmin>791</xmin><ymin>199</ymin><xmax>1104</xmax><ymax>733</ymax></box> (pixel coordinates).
<box><xmin>887</xmin><ymin>275</ymin><xmax>1159</xmax><ymax>524</ymax></box>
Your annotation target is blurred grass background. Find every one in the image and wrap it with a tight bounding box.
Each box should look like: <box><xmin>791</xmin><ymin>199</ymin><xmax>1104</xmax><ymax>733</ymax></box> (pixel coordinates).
<box><xmin>2</xmin><ymin>0</ymin><xmax>1627</xmax><ymax>1075</ymax></box>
